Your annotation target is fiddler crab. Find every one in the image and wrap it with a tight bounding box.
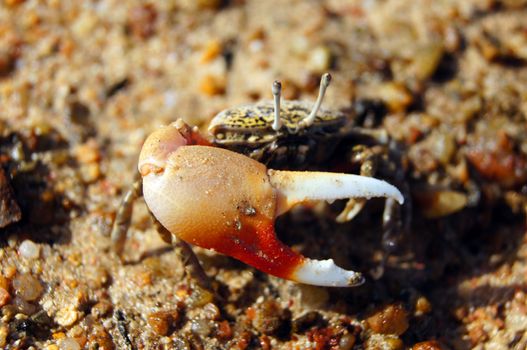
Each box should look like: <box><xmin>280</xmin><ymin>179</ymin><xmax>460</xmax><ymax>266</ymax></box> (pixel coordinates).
<box><xmin>112</xmin><ymin>73</ymin><xmax>404</xmax><ymax>288</ymax></box>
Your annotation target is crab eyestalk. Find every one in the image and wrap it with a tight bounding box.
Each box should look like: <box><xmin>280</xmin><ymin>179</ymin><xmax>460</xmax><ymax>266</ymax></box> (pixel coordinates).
<box><xmin>299</xmin><ymin>73</ymin><xmax>332</xmax><ymax>129</ymax></box>
<box><xmin>272</xmin><ymin>80</ymin><xmax>282</xmax><ymax>131</ymax></box>
<box><xmin>139</xmin><ymin>121</ymin><xmax>404</xmax><ymax>287</ymax></box>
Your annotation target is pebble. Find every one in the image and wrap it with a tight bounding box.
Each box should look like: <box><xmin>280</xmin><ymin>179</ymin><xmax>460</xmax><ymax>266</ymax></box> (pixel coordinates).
<box><xmin>0</xmin><ymin>167</ymin><xmax>22</xmax><ymax>228</ymax></box>
<box><xmin>367</xmin><ymin>304</ymin><xmax>409</xmax><ymax>335</ymax></box>
<box><xmin>216</xmin><ymin>320</ymin><xmax>233</xmax><ymax>340</ymax></box>
<box><xmin>19</xmin><ymin>240</ymin><xmax>41</xmax><ymax>259</ymax></box>
<box><xmin>12</xmin><ymin>273</ymin><xmax>43</xmax><ymax>301</ymax></box>
<box><xmin>91</xmin><ymin>300</ymin><xmax>113</xmax><ymax>319</ymax></box>
<box><xmin>292</xmin><ymin>311</ymin><xmax>323</xmax><ymax>333</ymax></box>
<box><xmin>415</xmin><ymin>296</ymin><xmax>432</xmax><ymax>315</ymax></box>
<box><xmin>87</xmin><ymin>324</ymin><xmax>114</xmax><ymax>350</ymax></box>
<box><xmin>307</xmin><ymin>45</ymin><xmax>332</xmax><ymax>73</ymax></box>
<box><xmin>13</xmin><ymin>297</ymin><xmax>37</xmax><ymax>315</ymax></box>
<box><xmin>3</xmin><ymin>266</ymin><xmax>16</xmax><ymax>279</ymax></box>
<box><xmin>376</xmin><ymin>82</ymin><xmax>413</xmax><ymax>113</ymax></box>
<box><xmin>412</xmin><ymin>340</ymin><xmax>444</xmax><ymax>350</ymax></box>
<box><xmin>58</xmin><ymin>337</ymin><xmax>81</xmax><ymax>350</ymax></box>
<box><xmin>250</xmin><ymin>300</ymin><xmax>291</xmax><ymax>336</ymax></box>
<box><xmin>190</xmin><ymin>318</ymin><xmax>211</xmax><ymax>337</ymax></box>
<box><xmin>128</xmin><ymin>4</ymin><xmax>158</xmax><ymax>40</ymax></box>
<box><xmin>202</xmin><ymin>302</ymin><xmax>220</xmax><ymax>320</ymax></box>
<box><xmin>339</xmin><ymin>334</ymin><xmax>356</xmax><ymax>350</ymax></box>
<box><xmin>200</xmin><ymin>40</ymin><xmax>222</xmax><ymax>64</ymax></box>
<box><xmin>0</xmin><ymin>325</ymin><xmax>7</xmax><ymax>347</ymax></box>
<box><xmin>366</xmin><ymin>334</ymin><xmax>404</xmax><ymax>350</ymax></box>
<box><xmin>0</xmin><ymin>274</ymin><xmax>8</xmax><ymax>290</ymax></box>
<box><xmin>147</xmin><ymin>309</ymin><xmax>180</xmax><ymax>336</ymax></box>
<box><xmin>74</xmin><ymin>139</ymin><xmax>100</xmax><ymax>164</ymax></box>
<box><xmin>0</xmin><ymin>287</ymin><xmax>10</xmax><ymax>307</ymax></box>
<box><xmin>199</xmin><ymin>74</ymin><xmax>226</xmax><ymax>96</ymax></box>
<box><xmin>55</xmin><ymin>307</ymin><xmax>79</xmax><ymax>327</ymax></box>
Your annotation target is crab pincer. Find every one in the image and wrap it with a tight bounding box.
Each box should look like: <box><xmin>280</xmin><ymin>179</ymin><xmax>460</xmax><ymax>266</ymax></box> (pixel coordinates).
<box><xmin>139</xmin><ymin>120</ymin><xmax>404</xmax><ymax>287</ymax></box>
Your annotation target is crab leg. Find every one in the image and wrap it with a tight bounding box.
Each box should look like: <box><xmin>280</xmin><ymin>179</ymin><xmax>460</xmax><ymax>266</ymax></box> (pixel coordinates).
<box><xmin>139</xmin><ymin>122</ymin><xmax>404</xmax><ymax>287</ymax></box>
<box><xmin>111</xmin><ymin>175</ymin><xmax>142</xmax><ymax>258</ymax></box>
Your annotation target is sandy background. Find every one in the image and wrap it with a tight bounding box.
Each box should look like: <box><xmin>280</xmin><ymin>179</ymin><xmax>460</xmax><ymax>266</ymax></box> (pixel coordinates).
<box><xmin>1</xmin><ymin>0</ymin><xmax>527</xmax><ymax>349</ymax></box>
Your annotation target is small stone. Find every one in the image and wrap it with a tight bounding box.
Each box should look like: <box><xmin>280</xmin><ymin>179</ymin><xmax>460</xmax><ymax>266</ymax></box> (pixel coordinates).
<box><xmin>0</xmin><ymin>49</ymin><xmax>16</xmax><ymax>77</ymax></box>
<box><xmin>366</xmin><ymin>334</ymin><xmax>404</xmax><ymax>350</ymax></box>
<box><xmin>74</xmin><ymin>139</ymin><xmax>100</xmax><ymax>164</ymax></box>
<box><xmin>91</xmin><ymin>300</ymin><xmax>113</xmax><ymax>319</ymax></box>
<box><xmin>128</xmin><ymin>4</ymin><xmax>158</xmax><ymax>39</ymax></box>
<box><xmin>0</xmin><ymin>325</ymin><xmax>7</xmax><ymax>348</ymax></box>
<box><xmin>415</xmin><ymin>296</ymin><xmax>432</xmax><ymax>315</ymax></box>
<box><xmin>4</xmin><ymin>0</ymin><xmax>25</xmax><ymax>7</ymax></box>
<box><xmin>376</xmin><ymin>82</ymin><xmax>413</xmax><ymax>113</ymax></box>
<box><xmin>87</xmin><ymin>324</ymin><xmax>114</xmax><ymax>350</ymax></box>
<box><xmin>147</xmin><ymin>309</ymin><xmax>180</xmax><ymax>336</ymax></box>
<box><xmin>190</xmin><ymin>318</ymin><xmax>211</xmax><ymax>337</ymax></box>
<box><xmin>53</xmin><ymin>332</ymin><xmax>67</xmax><ymax>340</ymax></box>
<box><xmin>251</xmin><ymin>300</ymin><xmax>291</xmax><ymax>336</ymax></box>
<box><xmin>0</xmin><ymin>167</ymin><xmax>22</xmax><ymax>228</ymax></box>
<box><xmin>180</xmin><ymin>0</ymin><xmax>221</xmax><ymax>10</ymax></box>
<box><xmin>12</xmin><ymin>273</ymin><xmax>43</xmax><ymax>301</ymax></box>
<box><xmin>4</xmin><ymin>266</ymin><xmax>16</xmax><ymax>279</ymax></box>
<box><xmin>19</xmin><ymin>240</ymin><xmax>40</xmax><ymax>259</ymax></box>
<box><xmin>216</xmin><ymin>320</ymin><xmax>233</xmax><ymax>340</ymax></box>
<box><xmin>367</xmin><ymin>304</ymin><xmax>409</xmax><ymax>335</ymax></box>
<box><xmin>412</xmin><ymin>340</ymin><xmax>444</xmax><ymax>350</ymax></box>
<box><xmin>187</xmin><ymin>285</ymin><xmax>214</xmax><ymax>307</ymax></box>
<box><xmin>202</xmin><ymin>302</ymin><xmax>220</xmax><ymax>320</ymax></box>
<box><xmin>0</xmin><ymin>274</ymin><xmax>9</xmax><ymax>290</ymax></box>
<box><xmin>132</xmin><ymin>270</ymin><xmax>152</xmax><ymax>287</ymax></box>
<box><xmin>80</xmin><ymin>163</ymin><xmax>101</xmax><ymax>183</ymax></box>
<box><xmin>307</xmin><ymin>46</ymin><xmax>333</xmax><ymax>73</ymax></box>
<box><xmin>14</xmin><ymin>297</ymin><xmax>36</xmax><ymax>315</ymax></box>
<box><xmin>339</xmin><ymin>333</ymin><xmax>357</xmax><ymax>350</ymax></box>
<box><xmin>58</xmin><ymin>337</ymin><xmax>81</xmax><ymax>350</ymax></box>
<box><xmin>0</xmin><ymin>287</ymin><xmax>9</xmax><ymax>307</ymax></box>
<box><xmin>200</xmin><ymin>40</ymin><xmax>223</xmax><ymax>64</ymax></box>
<box><xmin>292</xmin><ymin>311</ymin><xmax>323</xmax><ymax>333</ymax></box>
<box><xmin>55</xmin><ymin>307</ymin><xmax>79</xmax><ymax>327</ymax></box>
<box><xmin>86</xmin><ymin>267</ymin><xmax>110</xmax><ymax>289</ymax></box>
<box><xmin>199</xmin><ymin>74</ymin><xmax>226</xmax><ymax>96</ymax></box>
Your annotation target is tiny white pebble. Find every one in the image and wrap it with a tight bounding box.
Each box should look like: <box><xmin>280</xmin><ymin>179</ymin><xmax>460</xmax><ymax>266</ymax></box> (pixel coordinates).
<box><xmin>55</xmin><ymin>308</ymin><xmax>79</xmax><ymax>327</ymax></box>
<box><xmin>58</xmin><ymin>337</ymin><xmax>81</xmax><ymax>350</ymax></box>
<box><xmin>249</xmin><ymin>40</ymin><xmax>264</xmax><ymax>53</ymax></box>
<box><xmin>163</xmin><ymin>90</ymin><xmax>178</xmax><ymax>109</ymax></box>
<box><xmin>7</xmin><ymin>235</ymin><xmax>18</xmax><ymax>248</ymax></box>
<box><xmin>19</xmin><ymin>240</ymin><xmax>40</xmax><ymax>260</ymax></box>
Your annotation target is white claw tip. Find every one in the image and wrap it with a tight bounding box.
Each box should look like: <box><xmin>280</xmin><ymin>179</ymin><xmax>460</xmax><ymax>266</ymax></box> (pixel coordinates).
<box><xmin>292</xmin><ymin>258</ymin><xmax>365</xmax><ymax>287</ymax></box>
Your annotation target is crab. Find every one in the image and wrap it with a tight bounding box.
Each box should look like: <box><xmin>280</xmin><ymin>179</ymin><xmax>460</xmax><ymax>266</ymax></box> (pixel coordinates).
<box><xmin>111</xmin><ymin>74</ymin><xmax>405</xmax><ymax>288</ymax></box>
<box><xmin>209</xmin><ymin>73</ymin><xmax>409</xmax><ymax>255</ymax></box>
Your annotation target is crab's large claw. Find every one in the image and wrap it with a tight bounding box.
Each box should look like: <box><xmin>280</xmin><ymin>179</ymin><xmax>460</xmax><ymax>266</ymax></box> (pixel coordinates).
<box><xmin>139</xmin><ymin>122</ymin><xmax>404</xmax><ymax>287</ymax></box>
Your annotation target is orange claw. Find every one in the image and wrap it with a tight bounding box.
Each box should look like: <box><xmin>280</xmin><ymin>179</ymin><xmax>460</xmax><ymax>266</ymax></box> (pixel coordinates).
<box><xmin>139</xmin><ymin>121</ymin><xmax>403</xmax><ymax>287</ymax></box>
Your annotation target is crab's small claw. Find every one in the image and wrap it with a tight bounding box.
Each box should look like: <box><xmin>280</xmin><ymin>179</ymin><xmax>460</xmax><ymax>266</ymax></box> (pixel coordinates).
<box><xmin>139</xmin><ymin>122</ymin><xmax>404</xmax><ymax>287</ymax></box>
